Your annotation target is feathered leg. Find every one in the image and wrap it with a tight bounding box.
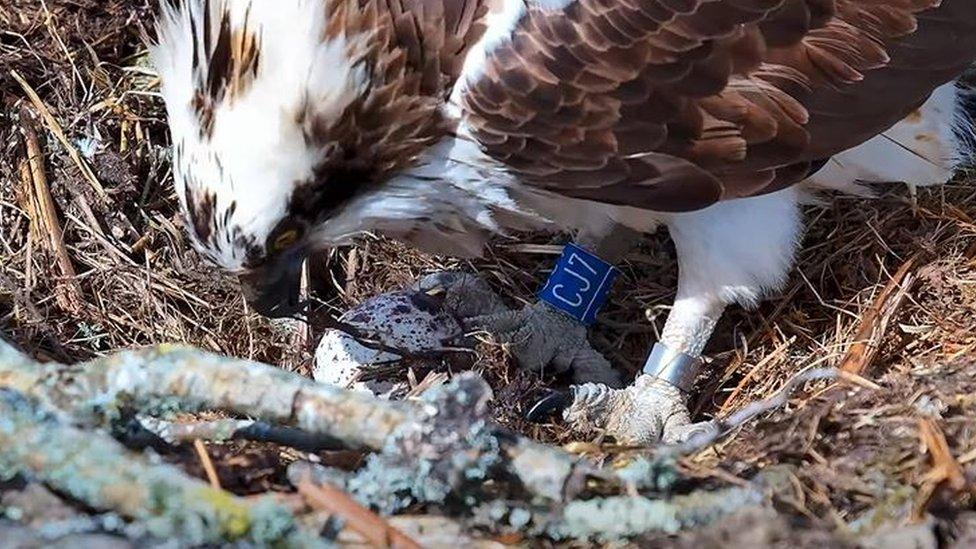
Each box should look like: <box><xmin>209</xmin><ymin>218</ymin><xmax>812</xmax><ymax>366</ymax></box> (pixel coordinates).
<box><xmin>563</xmin><ymin>187</ymin><xmax>804</xmax><ymax>444</ymax></box>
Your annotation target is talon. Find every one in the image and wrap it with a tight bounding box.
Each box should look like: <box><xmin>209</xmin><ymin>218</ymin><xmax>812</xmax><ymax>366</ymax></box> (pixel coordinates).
<box><xmin>556</xmin><ymin>375</ymin><xmax>700</xmax><ymax>445</ymax></box>
<box><xmin>569</xmin><ymin>382</ymin><xmax>616</xmax><ymax>410</ymax></box>
<box><xmin>525</xmin><ymin>390</ymin><xmax>573</xmax><ymax>423</ymax></box>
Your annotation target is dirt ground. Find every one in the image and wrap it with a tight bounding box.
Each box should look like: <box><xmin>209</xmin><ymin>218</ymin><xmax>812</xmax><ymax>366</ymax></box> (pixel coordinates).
<box><xmin>3</xmin><ymin>1</ymin><xmax>976</xmax><ymax>546</ymax></box>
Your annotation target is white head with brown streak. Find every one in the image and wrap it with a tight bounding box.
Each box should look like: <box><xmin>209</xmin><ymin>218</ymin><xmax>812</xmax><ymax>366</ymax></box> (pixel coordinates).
<box><xmin>152</xmin><ymin>0</ymin><xmax>477</xmax><ymax>316</ymax></box>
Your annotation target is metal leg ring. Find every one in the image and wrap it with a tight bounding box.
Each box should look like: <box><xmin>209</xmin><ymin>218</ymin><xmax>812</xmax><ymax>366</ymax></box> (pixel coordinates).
<box><xmin>641</xmin><ymin>342</ymin><xmax>702</xmax><ymax>394</ymax></box>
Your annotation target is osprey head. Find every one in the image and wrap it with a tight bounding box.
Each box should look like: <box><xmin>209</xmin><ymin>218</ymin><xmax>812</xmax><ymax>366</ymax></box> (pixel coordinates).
<box><xmin>152</xmin><ymin>0</ymin><xmax>453</xmax><ymax>317</ymax></box>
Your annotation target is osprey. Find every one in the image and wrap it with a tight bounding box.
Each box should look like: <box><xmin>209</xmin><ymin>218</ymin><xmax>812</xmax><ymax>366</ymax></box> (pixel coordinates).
<box><xmin>153</xmin><ymin>0</ymin><xmax>976</xmax><ymax>444</ymax></box>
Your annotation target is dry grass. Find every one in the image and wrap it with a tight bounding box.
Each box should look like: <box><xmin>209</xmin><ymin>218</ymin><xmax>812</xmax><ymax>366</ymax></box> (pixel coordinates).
<box><xmin>3</xmin><ymin>0</ymin><xmax>976</xmax><ymax>541</ymax></box>
<box><xmin>1</xmin><ymin>0</ymin><xmax>302</xmax><ymax>366</ymax></box>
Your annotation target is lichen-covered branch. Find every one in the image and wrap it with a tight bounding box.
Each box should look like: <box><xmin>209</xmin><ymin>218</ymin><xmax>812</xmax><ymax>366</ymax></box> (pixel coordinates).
<box><xmin>545</xmin><ymin>485</ymin><xmax>763</xmax><ymax>541</ymax></box>
<box><xmin>0</xmin><ymin>341</ymin><xmax>409</xmax><ymax>450</ymax></box>
<box><xmin>138</xmin><ymin>416</ymin><xmax>345</xmax><ymax>452</ymax></box>
<box><xmin>0</xmin><ymin>341</ymin><xmax>597</xmax><ymax>505</ymax></box>
<box><xmin>0</xmin><ymin>389</ymin><xmax>324</xmax><ymax>547</ymax></box>
<box><xmin>0</xmin><ymin>339</ymin><xmax>789</xmax><ymax>543</ymax></box>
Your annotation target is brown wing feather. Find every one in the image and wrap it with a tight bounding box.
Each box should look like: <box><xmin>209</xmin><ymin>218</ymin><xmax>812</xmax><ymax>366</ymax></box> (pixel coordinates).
<box><xmin>371</xmin><ymin>0</ymin><xmax>489</xmax><ymax>98</ymax></box>
<box><xmin>464</xmin><ymin>0</ymin><xmax>976</xmax><ymax>212</ymax></box>
<box><xmin>311</xmin><ymin>0</ymin><xmax>488</xmax><ymax>181</ymax></box>
<box><xmin>799</xmin><ymin>1</ymin><xmax>976</xmax><ymax>157</ymax></box>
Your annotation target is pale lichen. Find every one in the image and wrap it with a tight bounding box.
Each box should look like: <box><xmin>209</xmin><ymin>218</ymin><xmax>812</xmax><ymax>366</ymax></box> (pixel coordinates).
<box><xmin>545</xmin><ymin>486</ymin><xmax>764</xmax><ymax>541</ymax></box>
<box><xmin>347</xmin><ymin>374</ymin><xmax>502</xmax><ymax>514</ymax></box>
<box><xmin>0</xmin><ymin>389</ymin><xmax>325</xmax><ymax>547</ymax></box>
<box><xmin>610</xmin><ymin>453</ymin><xmax>683</xmax><ymax>492</ymax></box>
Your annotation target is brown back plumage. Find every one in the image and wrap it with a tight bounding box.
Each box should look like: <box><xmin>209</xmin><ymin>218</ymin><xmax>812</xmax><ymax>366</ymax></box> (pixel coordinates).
<box><xmin>305</xmin><ymin>0</ymin><xmax>488</xmax><ymax>181</ymax></box>
<box><xmin>463</xmin><ymin>0</ymin><xmax>976</xmax><ymax>212</ymax></box>
<box><xmin>327</xmin><ymin>0</ymin><xmax>487</xmax><ymax>100</ymax></box>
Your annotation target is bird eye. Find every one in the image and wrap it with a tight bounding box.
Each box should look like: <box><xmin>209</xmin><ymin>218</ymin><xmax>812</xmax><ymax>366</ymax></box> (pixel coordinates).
<box><xmin>271</xmin><ymin>228</ymin><xmax>301</xmax><ymax>251</ymax></box>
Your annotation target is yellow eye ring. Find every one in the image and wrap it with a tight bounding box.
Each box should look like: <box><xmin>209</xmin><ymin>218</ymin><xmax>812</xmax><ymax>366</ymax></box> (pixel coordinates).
<box><xmin>272</xmin><ymin>229</ymin><xmax>301</xmax><ymax>251</ymax></box>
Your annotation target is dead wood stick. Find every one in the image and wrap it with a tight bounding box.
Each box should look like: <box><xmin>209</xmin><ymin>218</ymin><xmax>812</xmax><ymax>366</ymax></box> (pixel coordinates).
<box><xmin>547</xmin><ymin>482</ymin><xmax>765</xmax><ymax>541</ymax></box>
<box><xmin>344</xmin><ymin>246</ymin><xmax>360</xmax><ymax>297</ymax></box>
<box><xmin>839</xmin><ymin>257</ymin><xmax>917</xmax><ymax>375</ymax></box>
<box><xmin>720</xmin><ymin>336</ymin><xmax>795</xmax><ymax>413</ymax></box>
<box><xmin>298</xmin><ymin>479</ymin><xmax>423</xmax><ymax>549</ymax></box>
<box><xmin>11</xmin><ymin>69</ymin><xmax>107</xmax><ymax>199</ymax></box>
<box><xmin>138</xmin><ymin>416</ymin><xmax>345</xmax><ymax>452</ymax></box>
<box><xmin>20</xmin><ymin>107</ymin><xmax>84</xmax><ymax>314</ymax></box>
<box><xmin>193</xmin><ymin>439</ymin><xmax>222</xmax><ymax>490</ymax></box>
<box><xmin>285</xmin><ymin>261</ymin><xmax>312</xmax><ymax>372</ymax></box>
<box><xmin>675</xmin><ymin>368</ymin><xmax>880</xmax><ymax>456</ymax></box>
<box><xmin>16</xmin><ymin>160</ymin><xmax>41</xmax><ymax>243</ymax></box>
<box><xmin>914</xmin><ymin>417</ymin><xmax>970</xmax><ymax>520</ymax></box>
<box><xmin>460</xmin><ymin>466</ymin><xmax>792</xmax><ymax>542</ymax></box>
<box><xmin>0</xmin><ymin>342</ymin><xmax>411</xmax><ymax>450</ymax></box>
<box><xmin>0</xmin><ymin>389</ymin><xmax>324</xmax><ymax>547</ymax></box>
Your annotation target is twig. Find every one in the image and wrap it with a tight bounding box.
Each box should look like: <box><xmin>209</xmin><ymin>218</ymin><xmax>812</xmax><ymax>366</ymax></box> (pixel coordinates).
<box><xmin>405</xmin><ymin>371</ymin><xmax>448</xmax><ymax>398</ymax></box>
<box><xmin>546</xmin><ymin>483</ymin><xmax>766</xmax><ymax>541</ymax></box>
<box><xmin>11</xmin><ymin>69</ymin><xmax>107</xmax><ymax>199</ymax></box>
<box><xmin>959</xmin><ymin>447</ymin><xmax>976</xmax><ymax>465</ymax></box>
<box><xmin>0</xmin><ymin>342</ymin><xmax>411</xmax><ymax>451</ymax></box>
<box><xmin>676</xmin><ymin>368</ymin><xmax>879</xmax><ymax>455</ymax></box>
<box><xmin>344</xmin><ymin>246</ymin><xmax>359</xmax><ymax>297</ymax></box>
<box><xmin>298</xmin><ymin>479</ymin><xmax>423</xmax><ymax>549</ymax></box>
<box><xmin>839</xmin><ymin>257</ymin><xmax>917</xmax><ymax>374</ymax></box>
<box><xmin>20</xmin><ymin>106</ymin><xmax>84</xmax><ymax>314</ymax></box>
<box><xmin>16</xmin><ymin>160</ymin><xmax>41</xmax><ymax>243</ymax></box>
<box><xmin>138</xmin><ymin>416</ymin><xmax>345</xmax><ymax>452</ymax></box>
<box><xmin>285</xmin><ymin>261</ymin><xmax>312</xmax><ymax>372</ymax></box>
<box><xmin>721</xmin><ymin>336</ymin><xmax>795</xmax><ymax>413</ymax></box>
<box><xmin>193</xmin><ymin>439</ymin><xmax>222</xmax><ymax>490</ymax></box>
<box><xmin>913</xmin><ymin>417</ymin><xmax>970</xmax><ymax>520</ymax></box>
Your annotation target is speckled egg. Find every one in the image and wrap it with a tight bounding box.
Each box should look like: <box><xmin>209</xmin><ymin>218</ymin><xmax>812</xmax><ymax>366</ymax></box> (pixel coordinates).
<box><xmin>314</xmin><ymin>288</ymin><xmax>464</xmax><ymax>394</ymax></box>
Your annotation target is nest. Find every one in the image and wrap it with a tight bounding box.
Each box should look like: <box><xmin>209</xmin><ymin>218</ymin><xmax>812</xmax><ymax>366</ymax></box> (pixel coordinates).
<box><xmin>2</xmin><ymin>1</ymin><xmax>976</xmax><ymax>545</ymax></box>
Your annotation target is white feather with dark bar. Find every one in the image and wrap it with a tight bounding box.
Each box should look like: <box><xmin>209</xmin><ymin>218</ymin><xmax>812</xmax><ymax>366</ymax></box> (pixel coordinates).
<box><xmin>153</xmin><ymin>0</ymin><xmax>375</xmax><ymax>270</ymax></box>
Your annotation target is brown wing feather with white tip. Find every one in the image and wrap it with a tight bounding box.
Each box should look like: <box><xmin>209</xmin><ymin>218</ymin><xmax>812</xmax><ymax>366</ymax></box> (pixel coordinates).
<box><xmin>309</xmin><ymin>0</ymin><xmax>489</xmax><ymax>182</ymax></box>
<box><xmin>463</xmin><ymin>0</ymin><xmax>976</xmax><ymax>213</ymax></box>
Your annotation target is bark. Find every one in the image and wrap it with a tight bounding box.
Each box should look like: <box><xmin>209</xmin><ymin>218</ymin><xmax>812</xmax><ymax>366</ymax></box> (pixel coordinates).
<box><xmin>0</xmin><ymin>390</ymin><xmax>324</xmax><ymax>547</ymax></box>
<box><xmin>138</xmin><ymin>416</ymin><xmax>345</xmax><ymax>452</ymax></box>
<box><xmin>0</xmin><ymin>341</ymin><xmax>600</xmax><ymax>504</ymax></box>
<box><xmin>0</xmin><ymin>342</ymin><xmax>410</xmax><ymax>450</ymax></box>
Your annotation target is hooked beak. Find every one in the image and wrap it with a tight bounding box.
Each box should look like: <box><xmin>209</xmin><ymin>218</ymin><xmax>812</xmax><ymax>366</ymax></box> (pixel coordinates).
<box><xmin>239</xmin><ymin>247</ymin><xmax>306</xmax><ymax>319</ymax></box>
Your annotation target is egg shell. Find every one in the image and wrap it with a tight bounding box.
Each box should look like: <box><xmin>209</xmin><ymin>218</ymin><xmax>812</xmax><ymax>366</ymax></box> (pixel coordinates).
<box><xmin>314</xmin><ymin>289</ymin><xmax>463</xmax><ymax>392</ymax></box>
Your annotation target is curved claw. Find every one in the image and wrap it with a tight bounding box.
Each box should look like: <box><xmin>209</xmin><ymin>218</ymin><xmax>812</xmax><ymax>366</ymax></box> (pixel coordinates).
<box><xmin>525</xmin><ymin>389</ymin><xmax>573</xmax><ymax>423</ymax></box>
<box><xmin>557</xmin><ymin>375</ymin><xmax>701</xmax><ymax>445</ymax></box>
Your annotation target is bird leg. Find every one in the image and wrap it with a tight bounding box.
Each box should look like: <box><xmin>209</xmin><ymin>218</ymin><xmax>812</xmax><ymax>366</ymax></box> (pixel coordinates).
<box><xmin>453</xmin><ymin>222</ymin><xmax>641</xmax><ymax>388</ymax></box>
<box><xmin>560</xmin><ymin>188</ymin><xmax>803</xmax><ymax>445</ymax></box>
<box><xmin>561</xmin><ymin>293</ymin><xmax>725</xmax><ymax>445</ymax></box>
